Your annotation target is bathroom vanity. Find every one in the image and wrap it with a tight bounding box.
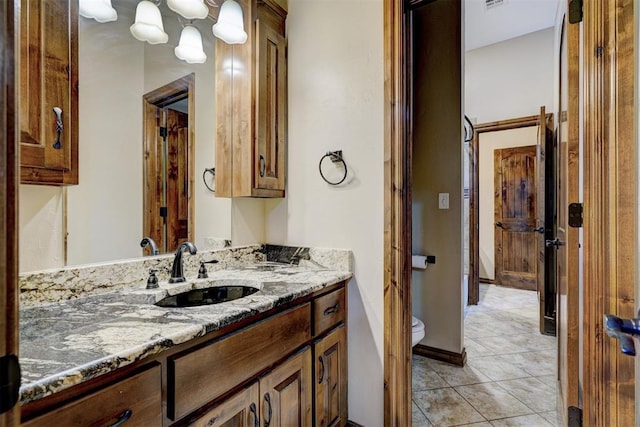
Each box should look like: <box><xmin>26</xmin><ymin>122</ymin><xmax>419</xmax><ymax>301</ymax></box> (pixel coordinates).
<box><xmin>18</xmin><ymin>246</ymin><xmax>351</xmax><ymax>427</ymax></box>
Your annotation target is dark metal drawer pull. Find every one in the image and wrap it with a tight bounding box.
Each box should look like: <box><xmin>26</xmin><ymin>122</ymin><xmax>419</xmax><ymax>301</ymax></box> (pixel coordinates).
<box><xmin>264</xmin><ymin>392</ymin><xmax>272</xmax><ymax>427</ymax></box>
<box><xmin>318</xmin><ymin>356</ymin><xmax>325</xmax><ymax>384</ymax></box>
<box><xmin>53</xmin><ymin>107</ymin><xmax>63</xmax><ymax>149</ymax></box>
<box><xmin>249</xmin><ymin>402</ymin><xmax>259</xmax><ymax>427</ymax></box>
<box><xmin>323</xmin><ymin>303</ymin><xmax>340</xmax><ymax>316</ymax></box>
<box><xmin>107</xmin><ymin>409</ymin><xmax>132</xmax><ymax>427</ymax></box>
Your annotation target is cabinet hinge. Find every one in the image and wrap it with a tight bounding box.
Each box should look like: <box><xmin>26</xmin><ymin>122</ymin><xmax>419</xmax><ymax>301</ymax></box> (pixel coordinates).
<box><xmin>159</xmin><ymin>126</ymin><xmax>167</xmax><ymax>138</ymax></box>
<box><xmin>0</xmin><ymin>354</ymin><xmax>21</xmax><ymax>414</ymax></box>
<box><xmin>568</xmin><ymin>406</ymin><xmax>583</xmax><ymax>427</ymax></box>
<box><xmin>568</xmin><ymin>203</ymin><xmax>583</xmax><ymax>228</ymax></box>
<box><xmin>569</xmin><ymin>0</ymin><xmax>583</xmax><ymax>24</ymax></box>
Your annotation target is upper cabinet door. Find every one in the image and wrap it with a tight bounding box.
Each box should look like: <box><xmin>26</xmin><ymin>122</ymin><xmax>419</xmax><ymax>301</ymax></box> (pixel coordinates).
<box><xmin>254</xmin><ymin>19</ymin><xmax>286</xmax><ymax>193</ymax></box>
<box><xmin>215</xmin><ymin>0</ymin><xmax>287</xmax><ymax>198</ymax></box>
<box><xmin>20</xmin><ymin>0</ymin><xmax>78</xmax><ymax>185</ymax></box>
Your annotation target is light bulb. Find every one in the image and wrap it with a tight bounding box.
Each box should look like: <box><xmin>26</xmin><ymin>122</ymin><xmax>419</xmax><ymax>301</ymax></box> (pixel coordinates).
<box><xmin>175</xmin><ymin>26</ymin><xmax>207</xmax><ymax>64</ymax></box>
<box><xmin>212</xmin><ymin>0</ymin><xmax>248</xmax><ymax>45</ymax></box>
<box><xmin>130</xmin><ymin>1</ymin><xmax>168</xmax><ymax>45</ymax></box>
<box><xmin>167</xmin><ymin>0</ymin><xmax>209</xmax><ymax>20</ymax></box>
<box><xmin>79</xmin><ymin>0</ymin><xmax>117</xmax><ymax>23</ymax></box>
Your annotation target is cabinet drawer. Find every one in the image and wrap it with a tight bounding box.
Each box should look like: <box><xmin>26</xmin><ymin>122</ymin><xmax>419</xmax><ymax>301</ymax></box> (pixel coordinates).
<box><xmin>313</xmin><ymin>288</ymin><xmax>345</xmax><ymax>336</ymax></box>
<box><xmin>169</xmin><ymin>303</ymin><xmax>311</xmax><ymax>421</ymax></box>
<box><xmin>22</xmin><ymin>364</ymin><xmax>162</xmax><ymax>427</ymax></box>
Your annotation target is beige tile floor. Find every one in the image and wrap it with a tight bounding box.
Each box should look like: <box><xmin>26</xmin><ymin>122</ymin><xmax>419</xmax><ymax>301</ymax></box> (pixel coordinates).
<box><xmin>412</xmin><ymin>284</ymin><xmax>558</xmax><ymax>427</ymax></box>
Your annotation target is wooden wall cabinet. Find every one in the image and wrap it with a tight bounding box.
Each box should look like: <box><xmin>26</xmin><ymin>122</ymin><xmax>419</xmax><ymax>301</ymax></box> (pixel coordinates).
<box><xmin>20</xmin><ymin>0</ymin><xmax>78</xmax><ymax>185</ymax></box>
<box><xmin>215</xmin><ymin>0</ymin><xmax>287</xmax><ymax>198</ymax></box>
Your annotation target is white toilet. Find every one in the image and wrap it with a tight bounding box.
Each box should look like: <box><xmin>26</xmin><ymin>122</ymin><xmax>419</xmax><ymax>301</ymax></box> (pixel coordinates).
<box><xmin>412</xmin><ymin>316</ymin><xmax>426</xmax><ymax>347</ymax></box>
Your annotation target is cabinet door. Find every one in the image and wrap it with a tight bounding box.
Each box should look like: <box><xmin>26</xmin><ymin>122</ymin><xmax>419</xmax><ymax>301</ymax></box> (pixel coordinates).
<box><xmin>254</xmin><ymin>18</ymin><xmax>286</xmax><ymax>193</ymax></box>
<box><xmin>314</xmin><ymin>326</ymin><xmax>347</xmax><ymax>427</ymax></box>
<box><xmin>20</xmin><ymin>0</ymin><xmax>78</xmax><ymax>185</ymax></box>
<box><xmin>190</xmin><ymin>382</ymin><xmax>260</xmax><ymax>427</ymax></box>
<box><xmin>259</xmin><ymin>347</ymin><xmax>312</xmax><ymax>427</ymax></box>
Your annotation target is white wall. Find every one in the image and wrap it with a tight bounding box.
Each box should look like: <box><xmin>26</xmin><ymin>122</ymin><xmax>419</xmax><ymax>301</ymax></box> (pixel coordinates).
<box><xmin>465</xmin><ymin>28</ymin><xmax>555</xmax><ymax>123</ymax></box>
<box><xmin>265</xmin><ymin>1</ymin><xmax>384</xmax><ymax>425</ymax></box>
<box><xmin>478</xmin><ymin>126</ymin><xmax>538</xmax><ymax>280</ymax></box>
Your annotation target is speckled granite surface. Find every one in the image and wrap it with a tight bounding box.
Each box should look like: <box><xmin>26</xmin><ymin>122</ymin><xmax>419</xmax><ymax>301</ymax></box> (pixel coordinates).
<box><xmin>19</xmin><ymin>246</ymin><xmax>352</xmax><ymax>404</ymax></box>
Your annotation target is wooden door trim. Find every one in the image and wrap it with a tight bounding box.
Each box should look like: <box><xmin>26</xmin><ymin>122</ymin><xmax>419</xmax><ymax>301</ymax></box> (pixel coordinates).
<box><xmin>468</xmin><ymin>114</ymin><xmax>549</xmax><ymax>304</ymax></box>
<box><xmin>582</xmin><ymin>0</ymin><xmax>636</xmax><ymax>425</ymax></box>
<box><xmin>562</xmin><ymin>7</ymin><xmax>580</xmax><ymax>414</ymax></box>
<box><xmin>383</xmin><ymin>0</ymin><xmax>412</xmax><ymax>425</ymax></box>
<box><xmin>0</xmin><ymin>0</ymin><xmax>20</xmax><ymax>423</ymax></box>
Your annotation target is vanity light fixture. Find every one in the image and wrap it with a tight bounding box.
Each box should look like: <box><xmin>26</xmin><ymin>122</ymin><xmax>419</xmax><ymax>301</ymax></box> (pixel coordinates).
<box><xmin>130</xmin><ymin>0</ymin><xmax>169</xmax><ymax>45</ymax></box>
<box><xmin>167</xmin><ymin>0</ymin><xmax>209</xmax><ymax>20</ymax></box>
<box><xmin>212</xmin><ymin>0</ymin><xmax>248</xmax><ymax>45</ymax></box>
<box><xmin>175</xmin><ymin>25</ymin><xmax>207</xmax><ymax>64</ymax></box>
<box><xmin>79</xmin><ymin>0</ymin><xmax>118</xmax><ymax>23</ymax></box>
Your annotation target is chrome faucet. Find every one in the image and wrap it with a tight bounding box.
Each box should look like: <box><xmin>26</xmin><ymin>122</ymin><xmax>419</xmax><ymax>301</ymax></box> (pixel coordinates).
<box><xmin>169</xmin><ymin>242</ymin><xmax>197</xmax><ymax>283</ymax></box>
<box><xmin>140</xmin><ymin>237</ymin><xmax>159</xmax><ymax>255</ymax></box>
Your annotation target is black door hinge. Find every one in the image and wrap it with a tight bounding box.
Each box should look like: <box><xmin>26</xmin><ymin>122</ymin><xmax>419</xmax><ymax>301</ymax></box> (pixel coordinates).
<box><xmin>569</xmin><ymin>0</ymin><xmax>583</xmax><ymax>24</ymax></box>
<box><xmin>568</xmin><ymin>203</ymin><xmax>583</xmax><ymax>228</ymax></box>
<box><xmin>159</xmin><ymin>206</ymin><xmax>168</xmax><ymax>218</ymax></box>
<box><xmin>0</xmin><ymin>354</ymin><xmax>21</xmax><ymax>414</ymax></box>
<box><xmin>568</xmin><ymin>406</ymin><xmax>583</xmax><ymax>426</ymax></box>
<box><xmin>159</xmin><ymin>126</ymin><xmax>167</xmax><ymax>138</ymax></box>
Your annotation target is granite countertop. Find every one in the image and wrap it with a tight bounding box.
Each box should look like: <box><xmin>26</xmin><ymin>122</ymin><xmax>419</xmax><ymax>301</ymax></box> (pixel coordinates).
<box><xmin>19</xmin><ymin>262</ymin><xmax>352</xmax><ymax>404</ymax></box>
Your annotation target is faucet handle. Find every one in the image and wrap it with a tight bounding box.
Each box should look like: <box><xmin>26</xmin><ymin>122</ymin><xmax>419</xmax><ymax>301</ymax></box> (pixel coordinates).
<box><xmin>146</xmin><ymin>269</ymin><xmax>159</xmax><ymax>289</ymax></box>
<box><xmin>198</xmin><ymin>260</ymin><xmax>219</xmax><ymax>279</ymax></box>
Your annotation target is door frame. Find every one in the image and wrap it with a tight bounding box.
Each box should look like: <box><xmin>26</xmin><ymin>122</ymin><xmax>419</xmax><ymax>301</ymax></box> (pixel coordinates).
<box><xmin>384</xmin><ymin>0</ymin><xmax>636</xmax><ymax>425</ymax></box>
<box><xmin>468</xmin><ymin>114</ymin><xmax>541</xmax><ymax>304</ymax></box>
<box><xmin>142</xmin><ymin>74</ymin><xmax>196</xmax><ymax>254</ymax></box>
<box><xmin>0</xmin><ymin>0</ymin><xmax>19</xmax><ymax>423</ymax></box>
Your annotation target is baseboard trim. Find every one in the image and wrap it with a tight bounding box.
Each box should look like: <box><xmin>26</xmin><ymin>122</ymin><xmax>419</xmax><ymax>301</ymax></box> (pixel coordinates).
<box><xmin>346</xmin><ymin>421</ymin><xmax>365</xmax><ymax>427</ymax></box>
<box><xmin>479</xmin><ymin>277</ymin><xmax>495</xmax><ymax>284</ymax></box>
<box><xmin>413</xmin><ymin>344</ymin><xmax>467</xmax><ymax>367</ymax></box>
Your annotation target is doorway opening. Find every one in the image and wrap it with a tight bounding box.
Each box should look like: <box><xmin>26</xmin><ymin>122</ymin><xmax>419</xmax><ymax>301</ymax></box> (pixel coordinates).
<box><xmin>142</xmin><ymin>74</ymin><xmax>195</xmax><ymax>254</ymax></box>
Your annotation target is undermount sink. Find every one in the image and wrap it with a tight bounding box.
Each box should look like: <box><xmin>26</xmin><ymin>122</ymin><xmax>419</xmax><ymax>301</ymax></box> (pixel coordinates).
<box><xmin>155</xmin><ymin>279</ymin><xmax>261</xmax><ymax>308</ymax></box>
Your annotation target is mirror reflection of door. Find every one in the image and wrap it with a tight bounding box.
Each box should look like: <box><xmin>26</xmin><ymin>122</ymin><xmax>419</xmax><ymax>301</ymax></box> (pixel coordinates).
<box><xmin>143</xmin><ymin>74</ymin><xmax>195</xmax><ymax>254</ymax></box>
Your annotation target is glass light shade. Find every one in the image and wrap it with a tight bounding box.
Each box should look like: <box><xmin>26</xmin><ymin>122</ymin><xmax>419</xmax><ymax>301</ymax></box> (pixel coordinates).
<box><xmin>212</xmin><ymin>0</ymin><xmax>248</xmax><ymax>45</ymax></box>
<box><xmin>175</xmin><ymin>26</ymin><xmax>207</xmax><ymax>64</ymax></box>
<box><xmin>167</xmin><ymin>0</ymin><xmax>209</xmax><ymax>20</ymax></box>
<box><xmin>79</xmin><ymin>0</ymin><xmax>117</xmax><ymax>23</ymax></box>
<box><xmin>130</xmin><ymin>1</ymin><xmax>168</xmax><ymax>45</ymax></box>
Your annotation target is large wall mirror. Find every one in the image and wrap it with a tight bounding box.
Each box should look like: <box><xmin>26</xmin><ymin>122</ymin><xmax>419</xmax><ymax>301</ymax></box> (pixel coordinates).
<box><xmin>19</xmin><ymin>1</ymin><xmax>232</xmax><ymax>272</ymax></box>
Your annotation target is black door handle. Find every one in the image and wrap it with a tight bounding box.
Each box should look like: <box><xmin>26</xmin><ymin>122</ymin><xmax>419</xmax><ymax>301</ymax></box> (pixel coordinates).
<box><xmin>532</xmin><ymin>226</ymin><xmax>545</xmax><ymax>234</ymax></box>
<box><xmin>604</xmin><ymin>314</ymin><xmax>640</xmax><ymax>356</ymax></box>
<box><xmin>545</xmin><ymin>238</ymin><xmax>565</xmax><ymax>248</ymax></box>
<box><xmin>495</xmin><ymin>221</ymin><xmax>504</xmax><ymax>228</ymax></box>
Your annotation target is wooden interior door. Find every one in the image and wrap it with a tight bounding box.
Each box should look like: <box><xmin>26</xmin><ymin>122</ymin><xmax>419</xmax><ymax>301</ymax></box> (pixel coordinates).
<box><xmin>494</xmin><ymin>145</ymin><xmax>538</xmax><ymax>290</ymax></box>
<box><xmin>259</xmin><ymin>347</ymin><xmax>312</xmax><ymax>427</ymax></box>
<box><xmin>538</xmin><ymin>107</ymin><xmax>556</xmax><ymax>336</ymax></box>
<box><xmin>143</xmin><ymin>102</ymin><xmax>165</xmax><ymax>253</ymax></box>
<box><xmin>165</xmin><ymin>108</ymin><xmax>189</xmax><ymax>251</ymax></box>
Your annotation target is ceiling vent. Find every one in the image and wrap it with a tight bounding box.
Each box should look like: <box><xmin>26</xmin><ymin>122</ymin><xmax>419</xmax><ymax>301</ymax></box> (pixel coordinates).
<box><xmin>485</xmin><ymin>0</ymin><xmax>507</xmax><ymax>10</ymax></box>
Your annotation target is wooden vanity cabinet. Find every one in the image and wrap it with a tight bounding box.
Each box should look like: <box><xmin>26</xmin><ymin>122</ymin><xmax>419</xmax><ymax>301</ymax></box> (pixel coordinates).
<box><xmin>19</xmin><ymin>0</ymin><xmax>79</xmax><ymax>185</ymax></box>
<box><xmin>20</xmin><ymin>282</ymin><xmax>348</xmax><ymax>427</ymax></box>
<box><xmin>312</xmin><ymin>289</ymin><xmax>348</xmax><ymax>427</ymax></box>
<box><xmin>215</xmin><ymin>0</ymin><xmax>287</xmax><ymax>198</ymax></box>
<box><xmin>21</xmin><ymin>364</ymin><xmax>162</xmax><ymax>427</ymax></box>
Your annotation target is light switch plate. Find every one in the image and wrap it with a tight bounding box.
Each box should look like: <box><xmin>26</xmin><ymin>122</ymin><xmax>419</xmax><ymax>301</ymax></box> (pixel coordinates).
<box><xmin>438</xmin><ymin>193</ymin><xmax>449</xmax><ymax>209</ymax></box>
